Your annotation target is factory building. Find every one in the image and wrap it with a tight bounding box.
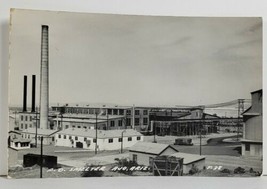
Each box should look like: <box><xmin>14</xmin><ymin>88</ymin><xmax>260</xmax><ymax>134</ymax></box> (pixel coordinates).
<box><xmin>151</xmin><ymin>108</ymin><xmax>219</xmax><ymax>136</ymax></box>
<box><xmin>51</xmin><ymin>105</ymin><xmax>151</xmax><ymax>132</ymax></box>
<box><xmin>241</xmin><ymin>89</ymin><xmax>262</xmax><ymax>157</ymax></box>
<box><xmin>55</xmin><ymin>129</ymin><xmax>143</xmax><ymax>151</ymax></box>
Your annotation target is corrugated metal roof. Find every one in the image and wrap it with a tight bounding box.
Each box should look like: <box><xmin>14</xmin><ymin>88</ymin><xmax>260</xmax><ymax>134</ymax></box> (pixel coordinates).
<box><xmin>129</xmin><ymin>142</ymin><xmax>176</xmax><ymax>155</ymax></box>
<box><xmin>58</xmin><ymin>128</ymin><xmax>142</xmax><ymax>139</ymax></box>
<box><xmin>170</xmin><ymin>152</ymin><xmax>205</xmax><ymax>165</ymax></box>
<box><xmin>21</xmin><ymin>128</ymin><xmax>56</xmax><ymax>136</ymax></box>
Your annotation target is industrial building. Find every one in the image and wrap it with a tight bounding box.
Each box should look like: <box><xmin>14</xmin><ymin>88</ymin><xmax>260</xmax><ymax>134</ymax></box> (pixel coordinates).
<box><xmin>241</xmin><ymin>89</ymin><xmax>262</xmax><ymax>157</ymax></box>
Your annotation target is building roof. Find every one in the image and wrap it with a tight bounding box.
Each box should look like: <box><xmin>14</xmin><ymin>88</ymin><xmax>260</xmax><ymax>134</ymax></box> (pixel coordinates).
<box><xmin>251</xmin><ymin>89</ymin><xmax>262</xmax><ymax>94</ymax></box>
<box><xmin>170</xmin><ymin>152</ymin><xmax>205</xmax><ymax>165</ymax></box>
<box><xmin>53</xmin><ymin>117</ymin><xmax>107</xmax><ymax>124</ymax></box>
<box><xmin>9</xmin><ymin>130</ymin><xmax>21</xmax><ymax>135</ymax></box>
<box><xmin>58</xmin><ymin>128</ymin><xmax>143</xmax><ymax>139</ymax></box>
<box><xmin>61</xmin><ymin>113</ymin><xmax>125</xmax><ymax>120</ymax></box>
<box><xmin>129</xmin><ymin>142</ymin><xmax>178</xmax><ymax>155</ymax></box>
<box><xmin>20</xmin><ymin>128</ymin><xmax>57</xmax><ymax>136</ymax></box>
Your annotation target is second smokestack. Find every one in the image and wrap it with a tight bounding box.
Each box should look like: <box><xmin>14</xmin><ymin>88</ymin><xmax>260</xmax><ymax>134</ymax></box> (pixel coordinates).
<box><xmin>31</xmin><ymin>75</ymin><xmax>36</xmax><ymax>112</ymax></box>
<box><xmin>23</xmin><ymin>75</ymin><xmax>27</xmax><ymax>112</ymax></box>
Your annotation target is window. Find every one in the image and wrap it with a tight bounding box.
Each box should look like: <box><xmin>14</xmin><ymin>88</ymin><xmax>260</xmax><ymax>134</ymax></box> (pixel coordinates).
<box><xmin>113</xmin><ymin>109</ymin><xmax>118</xmax><ymax>115</ymax></box>
<box><xmin>119</xmin><ymin>109</ymin><xmax>124</xmax><ymax>115</ymax></box>
<box><xmin>143</xmin><ymin>118</ymin><xmax>148</xmax><ymax>125</ymax></box>
<box><xmin>128</xmin><ymin>137</ymin><xmax>132</xmax><ymax>141</ymax></box>
<box><xmin>135</xmin><ymin>110</ymin><xmax>140</xmax><ymax>115</ymax></box>
<box><xmin>118</xmin><ymin>138</ymin><xmax>122</xmax><ymax>142</ymax></box>
<box><xmin>83</xmin><ymin>126</ymin><xmax>87</xmax><ymax>129</ymax></box>
<box><xmin>78</xmin><ymin>126</ymin><xmax>81</xmax><ymax>128</ymax></box>
<box><xmin>29</xmin><ymin>124</ymin><xmax>32</xmax><ymax>128</ymax></box>
<box><xmin>118</xmin><ymin>120</ymin><xmax>123</xmax><ymax>127</ymax></box>
<box><xmin>108</xmin><ymin>138</ymin><xmax>113</xmax><ymax>143</ymax></box>
<box><xmin>52</xmin><ymin>137</ymin><xmax>55</xmax><ymax>141</ymax></box>
<box><xmin>25</xmin><ymin>116</ymin><xmax>28</xmax><ymax>121</ymax></box>
<box><xmin>143</xmin><ymin>110</ymin><xmax>148</xmax><ymax>115</ymax></box>
<box><xmin>137</xmin><ymin>136</ymin><xmax>141</xmax><ymax>141</ymax></box>
<box><xmin>107</xmin><ymin>109</ymin><xmax>112</xmax><ymax>115</ymax></box>
<box><xmin>21</xmin><ymin>123</ymin><xmax>23</xmax><ymax>129</ymax></box>
<box><xmin>25</xmin><ymin>124</ymin><xmax>28</xmax><ymax>129</ymax></box>
<box><xmin>21</xmin><ymin>115</ymin><xmax>23</xmax><ymax>121</ymax></box>
<box><xmin>75</xmin><ymin>136</ymin><xmax>78</xmax><ymax>140</ymax></box>
<box><xmin>38</xmin><ymin>136</ymin><xmax>41</xmax><ymax>140</ymax></box>
<box><xmin>84</xmin><ymin>137</ymin><xmax>87</xmax><ymax>141</ymax></box>
<box><xmin>89</xmin><ymin>109</ymin><xmax>94</xmax><ymax>114</ymax></box>
<box><xmin>28</xmin><ymin>135</ymin><xmax>30</xmax><ymax>139</ymax></box>
<box><xmin>133</xmin><ymin>154</ymin><xmax>137</xmax><ymax>163</ymax></box>
<box><xmin>111</xmin><ymin>121</ymin><xmax>115</xmax><ymax>127</ymax></box>
<box><xmin>58</xmin><ymin>134</ymin><xmax>61</xmax><ymax>139</ymax></box>
<box><xmin>245</xmin><ymin>144</ymin><xmax>250</xmax><ymax>151</ymax></box>
<box><xmin>126</xmin><ymin>118</ymin><xmax>131</xmax><ymax>126</ymax></box>
<box><xmin>135</xmin><ymin>118</ymin><xmax>140</xmax><ymax>126</ymax></box>
<box><xmin>64</xmin><ymin>135</ymin><xmax>66</xmax><ymax>139</ymax></box>
<box><xmin>72</xmin><ymin>125</ymin><xmax>76</xmax><ymax>128</ymax></box>
<box><xmin>30</xmin><ymin>116</ymin><xmax>32</xmax><ymax>121</ymax></box>
<box><xmin>93</xmin><ymin>139</ymin><xmax>96</xmax><ymax>143</ymax></box>
<box><xmin>65</xmin><ymin>125</ymin><xmax>69</xmax><ymax>129</ymax></box>
<box><xmin>69</xmin><ymin>136</ymin><xmax>72</xmax><ymax>140</ymax></box>
<box><xmin>126</xmin><ymin>110</ymin><xmax>131</xmax><ymax>115</ymax></box>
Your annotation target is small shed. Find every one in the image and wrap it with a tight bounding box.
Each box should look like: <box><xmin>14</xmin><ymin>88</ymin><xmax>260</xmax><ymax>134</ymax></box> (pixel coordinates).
<box><xmin>170</xmin><ymin>152</ymin><xmax>205</xmax><ymax>174</ymax></box>
<box><xmin>129</xmin><ymin>142</ymin><xmax>179</xmax><ymax>166</ymax></box>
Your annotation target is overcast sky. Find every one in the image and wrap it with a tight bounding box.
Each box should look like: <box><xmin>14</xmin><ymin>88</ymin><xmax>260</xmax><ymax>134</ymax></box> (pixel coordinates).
<box><xmin>9</xmin><ymin>9</ymin><xmax>262</xmax><ymax>107</ymax></box>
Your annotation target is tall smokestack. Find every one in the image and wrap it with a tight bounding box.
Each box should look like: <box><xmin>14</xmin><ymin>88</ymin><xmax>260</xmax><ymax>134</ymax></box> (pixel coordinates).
<box><xmin>31</xmin><ymin>75</ymin><xmax>36</xmax><ymax>112</ymax></box>
<box><xmin>23</xmin><ymin>75</ymin><xmax>27</xmax><ymax>112</ymax></box>
<box><xmin>39</xmin><ymin>25</ymin><xmax>49</xmax><ymax>129</ymax></box>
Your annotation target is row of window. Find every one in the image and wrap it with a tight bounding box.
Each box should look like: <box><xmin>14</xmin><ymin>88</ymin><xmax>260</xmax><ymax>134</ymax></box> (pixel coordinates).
<box><xmin>20</xmin><ymin>123</ymin><xmax>33</xmax><ymax>129</ymax></box>
<box><xmin>53</xmin><ymin>107</ymin><xmax>149</xmax><ymax>116</ymax></box>
<box><xmin>21</xmin><ymin>134</ymin><xmax>55</xmax><ymax>141</ymax></box>
<box><xmin>57</xmin><ymin>134</ymin><xmax>141</xmax><ymax>143</ymax></box>
<box><xmin>20</xmin><ymin>115</ymin><xmax>33</xmax><ymax>122</ymax></box>
<box><xmin>134</xmin><ymin>118</ymin><xmax>148</xmax><ymax>126</ymax></box>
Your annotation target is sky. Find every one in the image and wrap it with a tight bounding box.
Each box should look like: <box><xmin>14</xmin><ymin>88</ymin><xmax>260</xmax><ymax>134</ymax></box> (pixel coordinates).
<box><xmin>9</xmin><ymin>9</ymin><xmax>262</xmax><ymax>108</ymax></box>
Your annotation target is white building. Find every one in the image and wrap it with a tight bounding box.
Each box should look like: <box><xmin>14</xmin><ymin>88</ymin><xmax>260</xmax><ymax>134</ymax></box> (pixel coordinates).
<box><xmin>8</xmin><ymin>131</ymin><xmax>31</xmax><ymax>150</ymax></box>
<box><xmin>55</xmin><ymin>128</ymin><xmax>143</xmax><ymax>151</ymax></box>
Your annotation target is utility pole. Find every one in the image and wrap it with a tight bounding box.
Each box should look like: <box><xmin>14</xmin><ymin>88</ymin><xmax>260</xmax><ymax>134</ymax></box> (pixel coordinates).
<box><xmin>40</xmin><ymin>136</ymin><xmax>43</xmax><ymax>178</ymax></box>
<box><xmin>95</xmin><ymin>112</ymin><xmax>98</xmax><ymax>155</ymax></box>
<box><xmin>121</xmin><ymin>130</ymin><xmax>126</xmax><ymax>153</ymax></box>
<box><xmin>35</xmin><ymin>106</ymin><xmax>38</xmax><ymax>148</ymax></box>
<box><xmin>39</xmin><ymin>129</ymin><xmax>62</xmax><ymax>178</ymax></box>
<box><xmin>199</xmin><ymin>128</ymin><xmax>202</xmax><ymax>156</ymax></box>
<box><xmin>237</xmin><ymin>99</ymin><xmax>244</xmax><ymax>141</ymax></box>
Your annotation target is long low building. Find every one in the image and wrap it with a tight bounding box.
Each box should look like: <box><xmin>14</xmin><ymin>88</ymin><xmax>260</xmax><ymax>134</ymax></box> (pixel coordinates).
<box><xmin>55</xmin><ymin>128</ymin><xmax>143</xmax><ymax>151</ymax></box>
